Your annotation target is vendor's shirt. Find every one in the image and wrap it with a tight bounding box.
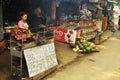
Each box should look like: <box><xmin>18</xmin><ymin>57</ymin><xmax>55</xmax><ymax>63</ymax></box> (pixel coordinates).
<box><xmin>18</xmin><ymin>21</ymin><xmax>29</xmax><ymax>29</ymax></box>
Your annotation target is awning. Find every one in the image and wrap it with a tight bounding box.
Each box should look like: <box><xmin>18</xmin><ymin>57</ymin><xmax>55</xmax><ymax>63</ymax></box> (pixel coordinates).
<box><xmin>93</xmin><ymin>4</ymin><xmax>103</xmax><ymax>10</ymax></box>
<box><xmin>107</xmin><ymin>0</ymin><xmax>117</xmax><ymax>3</ymax></box>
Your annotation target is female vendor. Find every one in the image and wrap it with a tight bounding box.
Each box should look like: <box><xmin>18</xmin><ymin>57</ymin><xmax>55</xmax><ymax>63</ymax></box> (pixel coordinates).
<box><xmin>17</xmin><ymin>12</ymin><xmax>39</xmax><ymax>42</ymax></box>
<box><xmin>13</xmin><ymin>12</ymin><xmax>30</xmax><ymax>46</ymax></box>
<box><xmin>12</xmin><ymin>12</ymin><xmax>39</xmax><ymax>47</ymax></box>
<box><xmin>18</xmin><ymin>12</ymin><xmax>29</xmax><ymax>29</ymax></box>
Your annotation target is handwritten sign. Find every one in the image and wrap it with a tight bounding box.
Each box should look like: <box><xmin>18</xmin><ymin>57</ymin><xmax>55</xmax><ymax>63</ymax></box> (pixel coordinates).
<box><xmin>24</xmin><ymin>42</ymin><xmax>58</xmax><ymax>77</ymax></box>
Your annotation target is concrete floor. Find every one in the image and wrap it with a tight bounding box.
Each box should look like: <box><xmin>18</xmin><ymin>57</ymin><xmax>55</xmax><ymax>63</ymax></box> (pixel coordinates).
<box><xmin>45</xmin><ymin>31</ymin><xmax>120</xmax><ymax>80</ymax></box>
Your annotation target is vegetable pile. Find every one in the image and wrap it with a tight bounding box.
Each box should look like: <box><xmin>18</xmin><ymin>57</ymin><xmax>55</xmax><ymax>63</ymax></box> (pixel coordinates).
<box><xmin>73</xmin><ymin>39</ymin><xmax>99</xmax><ymax>53</ymax></box>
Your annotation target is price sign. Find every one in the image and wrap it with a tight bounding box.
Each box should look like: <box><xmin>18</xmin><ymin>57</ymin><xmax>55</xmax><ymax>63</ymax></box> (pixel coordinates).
<box><xmin>24</xmin><ymin>42</ymin><xmax>58</xmax><ymax>77</ymax></box>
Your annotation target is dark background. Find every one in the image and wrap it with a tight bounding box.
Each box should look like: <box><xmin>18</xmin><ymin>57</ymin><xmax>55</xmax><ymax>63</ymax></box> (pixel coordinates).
<box><xmin>2</xmin><ymin>0</ymin><xmax>87</xmax><ymax>26</ymax></box>
<box><xmin>2</xmin><ymin>0</ymin><xmax>52</xmax><ymax>24</ymax></box>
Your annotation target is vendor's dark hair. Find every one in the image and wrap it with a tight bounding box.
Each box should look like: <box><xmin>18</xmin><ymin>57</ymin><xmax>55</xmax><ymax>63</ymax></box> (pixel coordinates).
<box><xmin>18</xmin><ymin>12</ymin><xmax>28</xmax><ymax>20</ymax></box>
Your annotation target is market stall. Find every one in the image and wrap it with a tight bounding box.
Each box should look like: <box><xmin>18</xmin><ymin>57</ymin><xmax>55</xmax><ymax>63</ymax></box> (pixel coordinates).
<box><xmin>53</xmin><ymin>2</ymin><xmax>99</xmax><ymax>44</ymax></box>
<box><xmin>9</xmin><ymin>26</ymin><xmax>58</xmax><ymax>79</ymax></box>
<box><xmin>52</xmin><ymin>1</ymin><xmax>103</xmax><ymax>54</ymax></box>
<box><xmin>54</xmin><ymin>20</ymin><xmax>97</xmax><ymax>44</ymax></box>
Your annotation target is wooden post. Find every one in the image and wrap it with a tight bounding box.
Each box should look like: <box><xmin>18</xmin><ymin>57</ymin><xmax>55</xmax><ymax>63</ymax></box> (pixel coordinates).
<box><xmin>102</xmin><ymin>17</ymin><xmax>108</xmax><ymax>31</ymax></box>
<box><xmin>51</xmin><ymin>1</ymin><xmax>57</xmax><ymax>25</ymax></box>
<box><xmin>0</xmin><ymin>1</ymin><xmax>4</xmax><ymax>40</ymax></box>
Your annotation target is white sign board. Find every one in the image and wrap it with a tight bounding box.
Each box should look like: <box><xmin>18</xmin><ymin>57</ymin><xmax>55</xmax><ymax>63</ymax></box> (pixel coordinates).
<box><xmin>24</xmin><ymin>42</ymin><xmax>58</xmax><ymax>77</ymax></box>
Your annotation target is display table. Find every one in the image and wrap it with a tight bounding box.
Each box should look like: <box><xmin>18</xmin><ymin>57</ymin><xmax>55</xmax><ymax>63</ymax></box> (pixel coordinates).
<box><xmin>53</xmin><ymin>20</ymin><xmax>98</xmax><ymax>44</ymax></box>
<box><xmin>10</xmin><ymin>26</ymin><xmax>58</xmax><ymax>79</ymax></box>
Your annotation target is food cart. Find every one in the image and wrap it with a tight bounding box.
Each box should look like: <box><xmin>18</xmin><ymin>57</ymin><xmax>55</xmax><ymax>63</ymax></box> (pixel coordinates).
<box><xmin>10</xmin><ymin>26</ymin><xmax>58</xmax><ymax>79</ymax></box>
